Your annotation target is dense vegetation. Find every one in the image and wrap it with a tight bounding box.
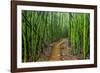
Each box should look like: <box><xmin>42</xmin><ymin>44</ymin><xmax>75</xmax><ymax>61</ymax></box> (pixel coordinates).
<box><xmin>22</xmin><ymin>10</ymin><xmax>90</xmax><ymax>62</ymax></box>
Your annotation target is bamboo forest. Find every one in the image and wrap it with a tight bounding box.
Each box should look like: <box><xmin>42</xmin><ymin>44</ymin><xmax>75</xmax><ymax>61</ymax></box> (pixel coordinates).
<box><xmin>22</xmin><ymin>10</ymin><xmax>90</xmax><ymax>62</ymax></box>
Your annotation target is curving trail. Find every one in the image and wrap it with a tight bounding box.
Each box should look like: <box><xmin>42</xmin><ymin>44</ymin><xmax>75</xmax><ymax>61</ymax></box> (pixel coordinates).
<box><xmin>49</xmin><ymin>38</ymin><xmax>80</xmax><ymax>61</ymax></box>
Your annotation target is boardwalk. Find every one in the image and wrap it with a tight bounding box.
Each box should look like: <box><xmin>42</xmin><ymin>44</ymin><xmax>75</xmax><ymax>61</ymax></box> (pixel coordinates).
<box><xmin>49</xmin><ymin>38</ymin><xmax>80</xmax><ymax>61</ymax></box>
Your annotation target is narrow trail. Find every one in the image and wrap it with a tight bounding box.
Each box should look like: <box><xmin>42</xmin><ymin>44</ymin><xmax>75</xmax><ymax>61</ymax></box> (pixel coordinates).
<box><xmin>49</xmin><ymin>38</ymin><xmax>80</xmax><ymax>61</ymax></box>
<box><xmin>49</xmin><ymin>39</ymin><xmax>66</xmax><ymax>61</ymax></box>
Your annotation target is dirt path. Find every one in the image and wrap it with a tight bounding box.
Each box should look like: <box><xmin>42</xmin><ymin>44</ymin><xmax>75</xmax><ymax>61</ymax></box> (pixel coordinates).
<box><xmin>49</xmin><ymin>38</ymin><xmax>80</xmax><ymax>61</ymax></box>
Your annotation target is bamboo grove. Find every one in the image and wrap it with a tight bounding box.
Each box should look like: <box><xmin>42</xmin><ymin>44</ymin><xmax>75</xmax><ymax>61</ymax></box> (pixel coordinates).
<box><xmin>22</xmin><ymin>10</ymin><xmax>90</xmax><ymax>62</ymax></box>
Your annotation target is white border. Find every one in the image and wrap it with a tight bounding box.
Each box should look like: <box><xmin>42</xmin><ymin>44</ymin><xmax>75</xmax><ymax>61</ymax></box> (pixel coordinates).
<box><xmin>17</xmin><ymin>5</ymin><xmax>94</xmax><ymax>68</ymax></box>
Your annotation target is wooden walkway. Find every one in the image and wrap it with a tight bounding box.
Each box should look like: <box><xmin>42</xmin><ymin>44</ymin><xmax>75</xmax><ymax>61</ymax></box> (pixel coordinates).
<box><xmin>49</xmin><ymin>38</ymin><xmax>80</xmax><ymax>61</ymax></box>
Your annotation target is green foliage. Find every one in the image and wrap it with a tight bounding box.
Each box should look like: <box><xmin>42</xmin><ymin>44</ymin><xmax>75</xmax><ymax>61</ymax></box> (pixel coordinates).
<box><xmin>22</xmin><ymin>10</ymin><xmax>90</xmax><ymax>62</ymax></box>
<box><xmin>68</xmin><ymin>13</ymin><xmax>90</xmax><ymax>59</ymax></box>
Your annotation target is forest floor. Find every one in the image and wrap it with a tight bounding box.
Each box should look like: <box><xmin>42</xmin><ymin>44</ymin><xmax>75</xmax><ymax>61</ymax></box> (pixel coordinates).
<box><xmin>38</xmin><ymin>38</ymin><xmax>81</xmax><ymax>61</ymax></box>
<box><xmin>49</xmin><ymin>38</ymin><xmax>81</xmax><ymax>61</ymax></box>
